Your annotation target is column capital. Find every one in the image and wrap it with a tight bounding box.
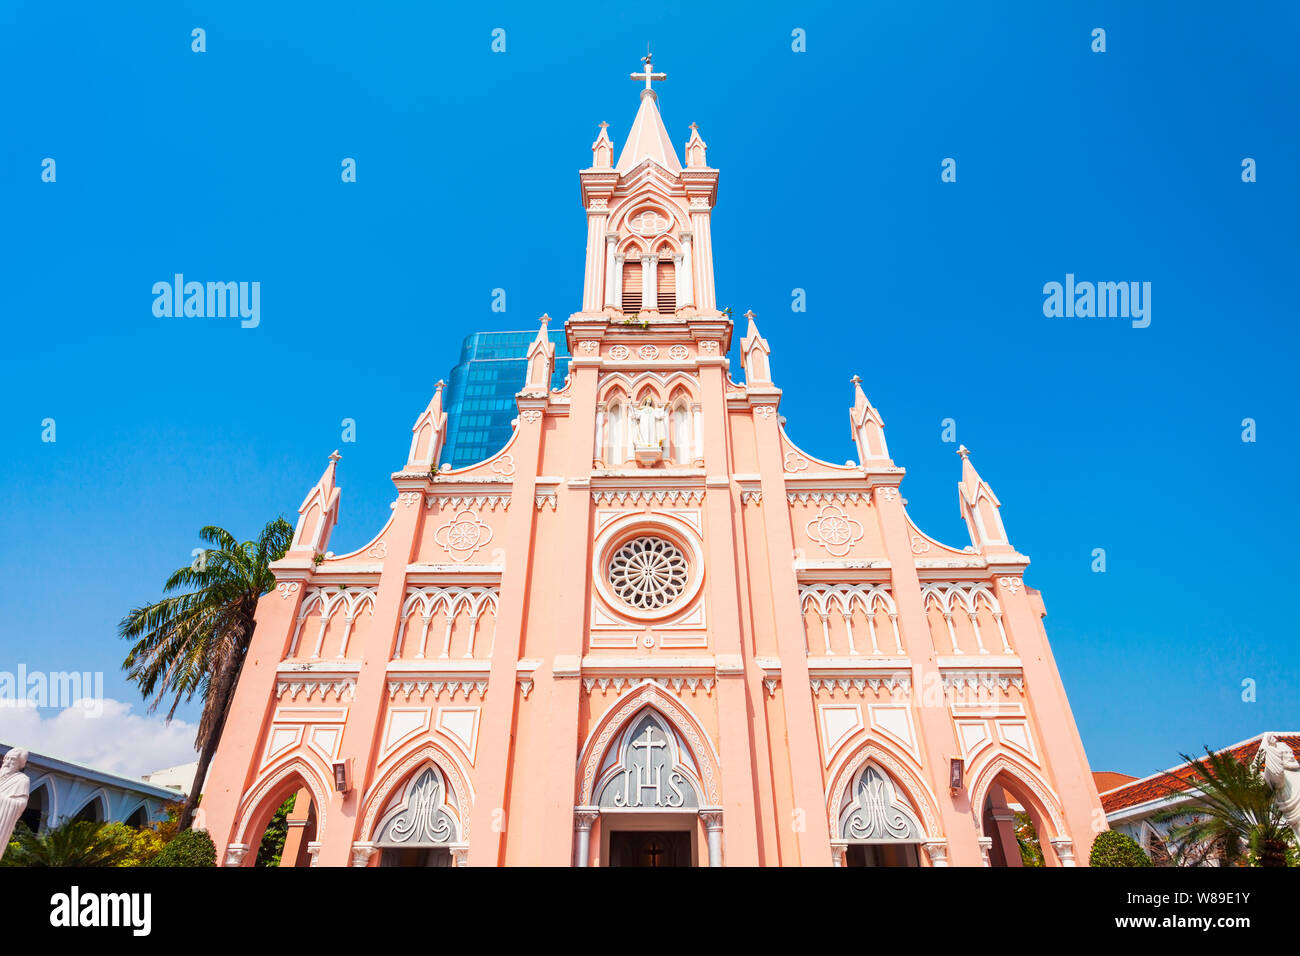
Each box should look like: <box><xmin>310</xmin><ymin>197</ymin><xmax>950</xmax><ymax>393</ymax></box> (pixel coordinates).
<box><xmin>922</xmin><ymin>839</ymin><xmax>950</xmax><ymax>867</ymax></box>
<box><xmin>698</xmin><ymin>807</ymin><xmax>724</xmax><ymax>830</ymax></box>
<box><xmin>1049</xmin><ymin>836</ymin><xmax>1076</xmax><ymax>867</ymax></box>
<box><xmin>574</xmin><ymin>806</ymin><xmax>601</xmax><ymax>831</ymax></box>
<box><xmin>978</xmin><ymin>836</ymin><xmax>993</xmax><ymax>867</ymax></box>
<box><xmin>350</xmin><ymin>842</ymin><xmax>377</xmax><ymax>867</ymax></box>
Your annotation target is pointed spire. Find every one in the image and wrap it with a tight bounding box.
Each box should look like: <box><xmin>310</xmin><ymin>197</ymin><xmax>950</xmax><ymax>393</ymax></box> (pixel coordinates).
<box><xmin>684</xmin><ymin>123</ymin><xmax>708</xmax><ymax>168</ymax></box>
<box><xmin>292</xmin><ymin>450</ymin><xmax>343</xmax><ymax>554</ymax></box>
<box><xmin>407</xmin><ymin>381</ymin><xmax>448</xmax><ymax>471</ymax></box>
<box><xmin>524</xmin><ymin>314</ymin><xmax>555</xmax><ymax>390</ymax></box>
<box><xmin>591</xmin><ymin>122</ymin><xmax>613</xmax><ymax>169</ymax></box>
<box><xmin>849</xmin><ymin>376</ymin><xmax>891</xmax><ymax>465</ymax></box>
<box><xmin>616</xmin><ymin>53</ymin><xmax>681</xmax><ymax>174</ymax></box>
<box><xmin>957</xmin><ymin>446</ymin><xmax>1010</xmax><ymax>551</ymax></box>
<box><xmin>740</xmin><ymin>310</ymin><xmax>772</xmax><ymax>385</ymax></box>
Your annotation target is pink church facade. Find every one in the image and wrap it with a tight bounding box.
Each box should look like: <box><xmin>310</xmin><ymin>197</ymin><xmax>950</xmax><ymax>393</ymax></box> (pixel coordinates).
<box><xmin>202</xmin><ymin>60</ymin><xmax>1104</xmax><ymax>867</ymax></box>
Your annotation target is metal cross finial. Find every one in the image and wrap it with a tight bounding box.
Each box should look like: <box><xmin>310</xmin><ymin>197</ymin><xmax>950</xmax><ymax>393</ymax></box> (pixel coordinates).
<box><xmin>631</xmin><ymin>51</ymin><xmax>666</xmax><ymax>93</ymax></box>
<box><xmin>850</xmin><ymin>374</ymin><xmax>862</xmax><ymax>386</ymax></box>
<box><xmin>328</xmin><ymin>449</ymin><xmax>342</xmax><ymax>463</ymax></box>
<box><xmin>743</xmin><ymin>309</ymin><xmax>756</xmax><ymax>320</ymax></box>
<box><xmin>957</xmin><ymin>444</ymin><xmax>971</xmax><ymax>459</ymax></box>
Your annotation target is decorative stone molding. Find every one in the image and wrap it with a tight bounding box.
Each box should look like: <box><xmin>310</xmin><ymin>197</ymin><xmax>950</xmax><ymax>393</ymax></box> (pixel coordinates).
<box><xmin>739</xmin><ymin>491</ymin><xmax>762</xmax><ymax>505</ymax></box>
<box><xmin>517</xmin><ymin>679</ymin><xmax>533</xmax><ymax>698</ymax></box>
<box><xmin>592</xmin><ymin>489</ymin><xmax>705</xmax><ymax>506</ymax></box>
<box><xmin>520</xmin><ymin>409</ymin><xmax>542</xmax><ymax>424</ymax></box>
<box><xmin>638</xmin><ymin>344</ymin><xmax>660</xmax><ymax>360</ymax></box>
<box><xmin>998</xmin><ymin>576</ymin><xmax>1023</xmax><ymax>594</ymax></box>
<box><xmin>609</xmin><ymin>345</ymin><xmax>630</xmax><ymax>360</ymax></box>
<box><xmin>427</xmin><ymin>494</ymin><xmax>510</xmax><ymax>511</ymax></box>
<box><xmin>276</xmin><ymin>677</ymin><xmax>355</xmax><ymax>702</ymax></box>
<box><xmin>755</xmin><ymin>405</ymin><xmax>775</xmax><ymax>420</ymax></box>
<box><xmin>306</xmin><ymin>841</ymin><xmax>322</xmax><ymax>867</ymax></box>
<box><xmin>580</xmin><ymin>340</ymin><xmax>600</xmax><ymax>353</ymax></box>
<box><xmin>387</xmin><ymin>679</ymin><xmax>487</xmax><ymax>700</ymax></box>
<box><xmin>763</xmin><ymin>678</ymin><xmax>779</xmax><ymax>697</ymax></box>
<box><xmin>489</xmin><ymin>454</ymin><xmax>516</xmax><ymax>477</ymax></box>
<box><xmin>787</xmin><ymin>491</ymin><xmax>871</xmax><ymax>506</ymax></box>
<box><xmin>810</xmin><ymin>675</ymin><xmax>910</xmax><ymax>695</ymax></box>
<box><xmin>276</xmin><ymin>582</ymin><xmax>300</xmax><ymax>600</ymax></box>
<box><xmin>399</xmin><ymin>492</ymin><xmax>422</xmax><ymax>509</ymax></box>
<box><xmin>940</xmin><ymin>671</ymin><xmax>1023</xmax><ymax>694</ymax></box>
<box><xmin>978</xmin><ymin>836</ymin><xmax>993</xmax><ymax>867</ymax></box>
<box><xmin>451</xmin><ymin>846</ymin><xmax>469</xmax><ymax>867</ymax></box>
<box><xmin>699</xmin><ymin>341</ymin><xmax>719</xmax><ymax>354</ymax></box>
<box><xmin>583</xmin><ymin>675</ymin><xmax>715</xmax><ymax>695</ymax></box>
<box><xmin>877</xmin><ymin>487</ymin><xmax>898</xmax><ymax>502</ymax></box>
<box><xmin>783</xmin><ymin>451</ymin><xmax>809</xmax><ymax>473</ymax></box>
<box><xmin>669</xmin><ymin>344</ymin><xmax>689</xmax><ymax>361</ymax></box>
<box><xmin>535</xmin><ymin>493</ymin><xmax>558</xmax><ymax>510</ymax></box>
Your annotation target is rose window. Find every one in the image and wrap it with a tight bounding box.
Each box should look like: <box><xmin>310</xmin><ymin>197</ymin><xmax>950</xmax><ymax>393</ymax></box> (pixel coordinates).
<box><xmin>607</xmin><ymin>536</ymin><xmax>689</xmax><ymax>610</ymax></box>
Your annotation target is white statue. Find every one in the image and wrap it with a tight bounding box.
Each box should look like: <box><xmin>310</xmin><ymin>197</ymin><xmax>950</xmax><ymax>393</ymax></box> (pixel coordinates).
<box><xmin>0</xmin><ymin>748</ymin><xmax>32</xmax><ymax>860</ymax></box>
<box><xmin>1259</xmin><ymin>733</ymin><xmax>1300</xmax><ymax>841</ymax></box>
<box><xmin>632</xmin><ymin>399</ymin><xmax>663</xmax><ymax>448</ymax></box>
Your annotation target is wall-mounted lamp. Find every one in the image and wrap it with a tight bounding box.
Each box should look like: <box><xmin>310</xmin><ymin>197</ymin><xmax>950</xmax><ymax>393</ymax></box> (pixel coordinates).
<box><xmin>949</xmin><ymin>757</ymin><xmax>965</xmax><ymax>794</ymax></box>
<box><xmin>332</xmin><ymin>758</ymin><xmax>352</xmax><ymax>793</ymax></box>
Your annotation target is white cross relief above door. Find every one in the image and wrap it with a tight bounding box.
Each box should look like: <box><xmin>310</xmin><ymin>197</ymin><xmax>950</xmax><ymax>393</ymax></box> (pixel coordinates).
<box><xmin>595</xmin><ymin>712</ymin><xmax>701</xmax><ymax>810</ymax></box>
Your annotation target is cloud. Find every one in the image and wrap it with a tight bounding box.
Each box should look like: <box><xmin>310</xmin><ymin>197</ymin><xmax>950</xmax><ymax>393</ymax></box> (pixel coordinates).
<box><xmin>0</xmin><ymin>699</ymin><xmax>198</xmax><ymax>780</ymax></box>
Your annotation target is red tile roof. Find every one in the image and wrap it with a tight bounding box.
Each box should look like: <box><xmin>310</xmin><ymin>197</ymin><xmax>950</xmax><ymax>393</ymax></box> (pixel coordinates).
<box><xmin>1099</xmin><ymin>732</ymin><xmax>1300</xmax><ymax>814</ymax></box>
<box><xmin>1092</xmin><ymin>771</ymin><xmax>1137</xmax><ymax>793</ymax></box>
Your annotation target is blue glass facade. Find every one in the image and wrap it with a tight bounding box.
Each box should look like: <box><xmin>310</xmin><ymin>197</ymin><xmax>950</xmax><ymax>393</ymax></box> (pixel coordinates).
<box><xmin>441</xmin><ymin>329</ymin><xmax>572</xmax><ymax>469</ymax></box>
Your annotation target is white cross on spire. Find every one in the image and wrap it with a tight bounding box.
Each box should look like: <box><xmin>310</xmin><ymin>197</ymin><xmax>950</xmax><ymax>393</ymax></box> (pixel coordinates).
<box><xmin>630</xmin><ymin>50</ymin><xmax>666</xmax><ymax>95</ymax></box>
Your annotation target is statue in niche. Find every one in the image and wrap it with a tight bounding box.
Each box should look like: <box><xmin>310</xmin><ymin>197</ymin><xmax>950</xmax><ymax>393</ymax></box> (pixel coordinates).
<box><xmin>630</xmin><ymin>398</ymin><xmax>668</xmax><ymax>464</ymax></box>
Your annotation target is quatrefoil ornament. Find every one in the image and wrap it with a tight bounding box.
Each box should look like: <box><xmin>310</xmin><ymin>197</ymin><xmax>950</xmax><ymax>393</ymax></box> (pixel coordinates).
<box><xmin>805</xmin><ymin>504</ymin><xmax>864</xmax><ymax>557</ymax></box>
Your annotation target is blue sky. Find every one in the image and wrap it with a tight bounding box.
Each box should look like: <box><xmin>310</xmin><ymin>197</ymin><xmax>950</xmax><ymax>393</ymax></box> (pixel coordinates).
<box><xmin>1</xmin><ymin>1</ymin><xmax>1296</xmax><ymax>779</ymax></box>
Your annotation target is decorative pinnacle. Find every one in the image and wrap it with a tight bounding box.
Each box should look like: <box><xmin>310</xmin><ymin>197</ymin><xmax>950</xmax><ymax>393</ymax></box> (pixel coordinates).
<box><xmin>328</xmin><ymin>449</ymin><xmax>342</xmax><ymax>463</ymax></box>
<box><xmin>850</xmin><ymin>375</ymin><xmax>862</xmax><ymax>386</ymax></box>
<box><xmin>957</xmin><ymin>444</ymin><xmax>971</xmax><ymax>459</ymax></box>
<box><xmin>539</xmin><ymin>313</ymin><xmax>551</xmax><ymax>329</ymax></box>
<box><xmin>743</xmin><ymin>309</ymin><xmax>756</xmax><ymax>320</ymax></box>
<box><xmin>689</xmin><ymin>122</ymin><xmax>698</xmax><ymax>130</ymax></box>
<box><xmin>598</xmin><ymin>121</ymin><xmax>609</xmax><ymax>128</ymax></box>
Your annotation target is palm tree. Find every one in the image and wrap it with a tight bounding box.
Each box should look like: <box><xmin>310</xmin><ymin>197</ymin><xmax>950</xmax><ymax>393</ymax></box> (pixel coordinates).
<box><xmin>3</xmin><ymin>820</ymin><xmax>133</xmax><ymax>867</ymax></box>
<box><xmin>1155</xmin><ymin>747</ymin><xmax>1292</xmax><ymax>867</ymax></box>
<box><xmin>120</xmin><ymin>519</ymin><xmax>293</xmax><ymax>831</ymax></box>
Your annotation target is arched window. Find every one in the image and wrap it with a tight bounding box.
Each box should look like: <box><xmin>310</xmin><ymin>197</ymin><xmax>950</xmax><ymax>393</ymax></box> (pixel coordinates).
<box><xmin>670</xmin><ymin>400</ymin><xmax>691</xmax><ymax>464</ymax></box>
<box><xmin>621</xmin><ymin>260</ymin><xmax>642</xmax><ymax>313</ymax></box>
<box><xmin>606</xmin><ymin>400</ymin><xmax>627</xmax><ymax>465</ymax></box>
<box><xmin>656</xmin><ymin>259</ymin><xmax>676</xmax><ymax>313</ymax></box>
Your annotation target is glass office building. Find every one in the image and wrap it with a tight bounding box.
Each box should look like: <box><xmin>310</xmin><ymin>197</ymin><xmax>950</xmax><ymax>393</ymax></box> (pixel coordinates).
<box><xmin>441</xmin><ymin>329</ymin><xmax>572</xmax><ymax>469</ymax></box>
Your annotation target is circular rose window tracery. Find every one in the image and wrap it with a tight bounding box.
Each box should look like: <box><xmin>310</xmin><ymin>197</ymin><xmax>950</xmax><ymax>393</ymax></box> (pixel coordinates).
<box><xmin>607</xmin><ymin>536</ymin><xmax>689</xmax><ymax>610</ymax></box>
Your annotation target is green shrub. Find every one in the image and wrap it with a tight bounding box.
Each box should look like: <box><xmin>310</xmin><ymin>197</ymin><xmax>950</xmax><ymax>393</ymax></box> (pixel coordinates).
<box><xmin>2</xmin><ymin>819</ymin><xmax>133</xmax><ymax>867</ymax></box>
<box><xmin>1090</xmin><ymin>830</ymin><xmax>1152</xmax><ymax>867</ymax></box>
<box><xmin>150</xmin><ymin>828</ymin><xmax>217</xmax><ymax>868</ymax></box>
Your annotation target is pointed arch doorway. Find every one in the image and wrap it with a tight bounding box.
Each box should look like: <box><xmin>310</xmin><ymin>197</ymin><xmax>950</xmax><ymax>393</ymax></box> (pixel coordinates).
<box><xmin>575</xmin><ymin>707</ymin><xmax>724</xmax><ymax>867</ymax></box>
